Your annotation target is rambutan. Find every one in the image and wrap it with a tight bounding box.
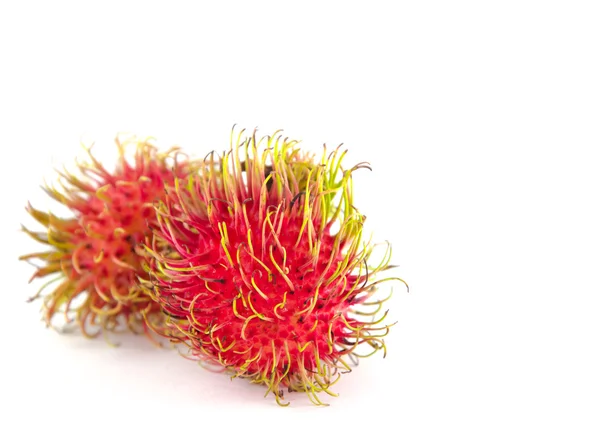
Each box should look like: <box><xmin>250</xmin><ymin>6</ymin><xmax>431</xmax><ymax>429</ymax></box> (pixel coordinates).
<box><xmin>144</xmin><ymin>129</ymin><xmax>406</xmax><ymax>405</ymax></box>
<box><xmin>20</xmin><ymin>136</ymin><xmax>196</xmax><ymax>339</ymax></box>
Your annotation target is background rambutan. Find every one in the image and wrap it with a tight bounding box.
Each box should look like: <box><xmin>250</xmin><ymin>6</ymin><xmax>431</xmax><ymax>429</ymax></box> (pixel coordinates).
<box><xmin>144</xmin><ymin>129</ymin><xmax>406</xmax><ymax>405</ymax></box>
<box><xmin>20</xmin><ymin>136</ymin><xmax>197</xmax><ymax>340</ymax></box>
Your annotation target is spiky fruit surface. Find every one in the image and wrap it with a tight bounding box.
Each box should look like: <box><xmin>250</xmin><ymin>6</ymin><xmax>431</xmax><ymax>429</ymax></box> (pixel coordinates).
<box><xmin>21</xmin><ymin>137</ymin><xmax>196</xmax><ymax>339</ymax></box>
<box><xmin>145</xmin><ymin>129</ymin><xmax>405</xmax><ymax>406</ymax></box>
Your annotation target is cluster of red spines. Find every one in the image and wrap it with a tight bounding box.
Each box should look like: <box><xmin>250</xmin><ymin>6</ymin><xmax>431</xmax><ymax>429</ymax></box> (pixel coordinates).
<box><xmin>143</xmin><ymin>130</ymin><xmax>401</xmax><ymax>405</ymax></box>
<box><xmin>21</xmin><ymin>137</ymin><xmax>196</xmax><ymax>338</ymax></box>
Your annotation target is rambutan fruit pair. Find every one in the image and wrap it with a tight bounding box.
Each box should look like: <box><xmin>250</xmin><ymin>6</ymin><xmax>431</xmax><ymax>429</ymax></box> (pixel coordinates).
<box><xmin>21</xmin><ymin>129</ymin><xmax>405</xmax><ymax>406</ymax></box>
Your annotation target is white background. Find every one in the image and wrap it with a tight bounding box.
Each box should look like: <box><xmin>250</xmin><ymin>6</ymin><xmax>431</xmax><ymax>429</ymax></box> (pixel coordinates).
<box><xmin>1</xmin><ymin>1</ymin><xmax>599</xmax><ymax>441</ymax></box>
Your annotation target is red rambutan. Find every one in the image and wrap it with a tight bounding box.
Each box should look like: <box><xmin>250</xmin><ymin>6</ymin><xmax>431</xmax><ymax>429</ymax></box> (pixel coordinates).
<box><xmin>20</xmin><ymin>136</ymin><xmax>197</xmax><ymax>340</ymax></box>
<box><xmin>144</xmin><ymin>129</ymin><xmax>406</xmax><ymax>405</ymax></box>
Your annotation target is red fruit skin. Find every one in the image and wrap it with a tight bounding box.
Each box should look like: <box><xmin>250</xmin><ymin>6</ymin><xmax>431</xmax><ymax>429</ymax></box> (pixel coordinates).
<box><xmin>21</xmin><ymin>137</ymin><xmax>197</xmax><ymax>339</ymax></box>
<box><xmin>145</xmin><ymin>130</ymin><xmax>405</xmax><ymax>405</ymax></box>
